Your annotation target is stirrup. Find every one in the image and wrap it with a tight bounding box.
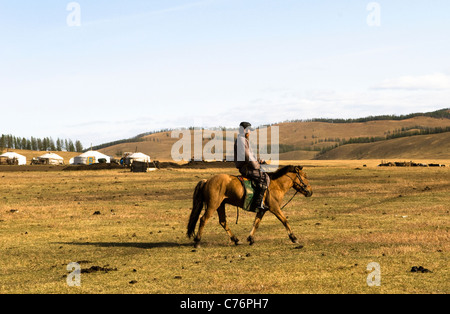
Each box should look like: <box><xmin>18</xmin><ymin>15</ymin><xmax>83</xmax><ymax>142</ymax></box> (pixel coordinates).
<box><xmin>255</xmin><ymin>201</ymin><xmax>269</xmax><ymax>213</ymax></box>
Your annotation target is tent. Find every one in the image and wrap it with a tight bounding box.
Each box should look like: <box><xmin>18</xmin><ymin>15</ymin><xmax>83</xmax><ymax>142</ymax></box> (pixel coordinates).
<box><xmin>71</xmin><ymin>151</ymin><xmax>111</xmax><ymax>165</ymax></box>
<box><xmin>36</xmin><ymin>152</ymin><xmax>64</xmax><ymax>165</ymax></box>
<box><xmin>125</xmin><ymin>152</ymin><xmax>151</xmax><ymax>166</ymax></box>
<box><xmin>0</xmin><ymin>152</ymin><xmax>27</xmax><ymax>165</ymax></box>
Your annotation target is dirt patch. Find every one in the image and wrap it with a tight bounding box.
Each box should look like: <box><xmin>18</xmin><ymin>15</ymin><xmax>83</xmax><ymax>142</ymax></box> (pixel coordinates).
<box><xmin>0</xmin><ymin>163</ymin><xmax>124</xmax><ymax>172</ymax></box>
<box><xmin>63</xmin><ymin>163</ymin><xmax>124</xmax><ymax>171</ymax></box>
<box><xmin>410</xmin><ymin>266</ymin><xmax>432</xmax><ymax>273</ymax></box>
<box><xmin>183</xmin><ymin>161</ymin><xmax>235</xmax><ymax>169</ymax></box>
<box><xmin>154</xmin><ymin>160</ymin><xmax>235</xmax><ymax>169</ymax></box>
<box><xmin>81</xmin><ymin>265</ymin><xmax>118</xmax><ymax>274</ymax></box>
<box><xmin>1</xmin><ymin>160</ymin><xmax>244</xmax><ymax>172</ymax></box>
<box><xmin>378</xmin><ymin>161</ymin><xmax>447</xmax><ymax>167</ymax></box>
<box><xmin>154</xmin><ymin>161</ymin><xmax>183</xmax><ymax>169</ymax></box>
<box><xmin>0</xmin><ymin>165</ymin><xmax>66</xmax><ymax>172</ymax></box>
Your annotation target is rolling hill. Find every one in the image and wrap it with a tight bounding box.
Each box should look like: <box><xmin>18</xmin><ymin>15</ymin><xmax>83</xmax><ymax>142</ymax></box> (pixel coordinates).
<box><xmin>314</xmin><ymin>132</ymin><xmax>450</xmax><ymax>160</ymax></box>
<box><xmin>97</xmin><ymin>109</ymin><xmax>450</xmax><ymax>161</ymax></box>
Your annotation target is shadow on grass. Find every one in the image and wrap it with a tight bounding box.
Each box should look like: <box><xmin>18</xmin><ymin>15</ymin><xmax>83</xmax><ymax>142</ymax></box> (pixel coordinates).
<box><xmin>57</xmin><ymin>241</ymin><xmax>193</xmax><ymax>249</ymax></box>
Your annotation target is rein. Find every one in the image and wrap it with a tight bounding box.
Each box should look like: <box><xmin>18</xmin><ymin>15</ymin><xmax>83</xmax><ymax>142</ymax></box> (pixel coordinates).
<box><xmin>280</xmin><ymin>189</ymin><xmax>299</xmax><ymax>210</ymax></box>
<box><xmin>235</xmin><ymin>170</ymin><xmax>307</xmax><ymax>223</ymax></box>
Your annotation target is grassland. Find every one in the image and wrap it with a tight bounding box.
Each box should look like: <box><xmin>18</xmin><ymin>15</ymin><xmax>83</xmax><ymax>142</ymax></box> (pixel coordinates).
<box><xmin>0</xmin><ymin>160</ymin><xmax>448</xmax><ymax>294</ymax></box>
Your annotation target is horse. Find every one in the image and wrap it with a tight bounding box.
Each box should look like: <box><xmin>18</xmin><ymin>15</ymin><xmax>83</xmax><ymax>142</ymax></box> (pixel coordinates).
<box><xmin>187</xmin><ymin>165</ymin><xmax>313</xmax><ymax>247</ymax></box>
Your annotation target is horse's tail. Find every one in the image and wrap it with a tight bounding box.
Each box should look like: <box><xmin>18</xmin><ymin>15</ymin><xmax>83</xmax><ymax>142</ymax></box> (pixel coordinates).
<box><xmin>187</xmin><ymin>179</ymin><xmax>207</xmax><ymax>239</ymax></box>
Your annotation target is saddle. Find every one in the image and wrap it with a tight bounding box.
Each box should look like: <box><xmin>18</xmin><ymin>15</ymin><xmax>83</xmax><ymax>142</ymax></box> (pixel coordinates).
<box><xmin>236</xmin><ymin>176</ymin><xmax>257</xmax><ymax>212</ymax></box>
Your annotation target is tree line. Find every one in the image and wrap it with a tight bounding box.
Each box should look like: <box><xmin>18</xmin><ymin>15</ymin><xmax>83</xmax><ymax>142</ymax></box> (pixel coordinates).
<box><xmin>277</xmin><ymin>108</ymin><xmax>450</xmax><ymax>124</ymax></box>
<box><xmin>0</xmin><ymin>134</ymin><xmax>83</xmax><ymax>152</ymax></box>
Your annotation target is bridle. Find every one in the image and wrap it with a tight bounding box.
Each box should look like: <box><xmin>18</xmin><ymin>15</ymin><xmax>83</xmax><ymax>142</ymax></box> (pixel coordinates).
<box><xmin>291</xmin><ymin>170</ymin><xmax>309</xmax><ymax>194</ymax></box>
<box><xmin>280</xmin><ymin>169</ymin><xmax>309</xmax><ymax>210</ymax></box>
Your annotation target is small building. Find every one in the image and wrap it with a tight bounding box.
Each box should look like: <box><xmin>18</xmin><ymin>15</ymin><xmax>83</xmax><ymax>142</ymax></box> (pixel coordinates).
<box><xmin>0</xmin><ymin>152</ymin><xmax>27</xmax><ymax>165</ymax></box>
<box><xmin>71</xmin><ymin>151</ymin><xmax>111</xmax><ymax>165</ymax></box>
<box><xmin>32</xmin><ymin>152</ymin><xmax>64</xmax><ymax>165</ymax></box>
<box><xmin>124</xmin><ymin>152</ymin><xmax>151</xmax><ymax>166</ymax></box>
<box><xmin>130</xmin><ymin>161</ymin><xmax>157</xmax><ymax>172</ymax></box>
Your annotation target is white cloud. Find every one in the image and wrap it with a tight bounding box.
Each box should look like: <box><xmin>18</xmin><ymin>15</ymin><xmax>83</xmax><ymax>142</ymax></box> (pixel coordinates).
<box><xmin>226</xmin><ymin>86</ymin><xmax>449</xmax><ymax>126</ymax></box>
<box><xmin>371</xmin><ymin>73</ymin><xmax>450</xmax><ymax>91</ymax></box>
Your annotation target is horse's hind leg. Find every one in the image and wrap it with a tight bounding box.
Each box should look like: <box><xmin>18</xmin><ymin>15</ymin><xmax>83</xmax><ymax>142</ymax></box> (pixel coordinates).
<box><xmin>217</xmin><ymin>203</ymin><xmax>239</xmax><ymax>245</ymax></box>
<box><xmin>194</xmin><ymin>199</ymin><xmax>222</xmax><ymax>248</ymax></box>
<box><xmin>194</xmin><ymin>207</ymin><xmax>212</xmax><ymax>247</ymax></box>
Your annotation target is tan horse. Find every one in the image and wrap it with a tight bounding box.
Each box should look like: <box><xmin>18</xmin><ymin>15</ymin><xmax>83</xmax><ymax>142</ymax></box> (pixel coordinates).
<box><xmin>187</xmin><ymin>165</ymin><xmax>313</xmax><ymax>247</ymax></box>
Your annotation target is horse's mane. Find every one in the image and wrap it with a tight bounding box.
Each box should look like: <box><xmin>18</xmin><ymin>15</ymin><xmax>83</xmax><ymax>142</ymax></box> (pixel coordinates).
<box><xmin>268</xmin><ymin>165</ymin><xmax>300</xmax><ymax>180</ymax></box>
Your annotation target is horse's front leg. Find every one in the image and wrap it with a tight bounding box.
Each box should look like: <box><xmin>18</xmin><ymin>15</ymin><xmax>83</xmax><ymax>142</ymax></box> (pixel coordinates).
<box><xmin>270</xmin><ymin>206</ymin><xmax>298</xmax><ymax>244</ymax></box>
<box><xmin>247</xmin><ymin>210</ymin><xmax>266</xmax><ymax>245</ymax></box>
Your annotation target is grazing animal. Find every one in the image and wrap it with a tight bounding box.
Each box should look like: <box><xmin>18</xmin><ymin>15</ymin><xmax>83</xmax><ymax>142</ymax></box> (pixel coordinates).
<box><xmin>187</xmin><ymin>165</ymin><xmax>313</xmax><ymax>247</ymax></box>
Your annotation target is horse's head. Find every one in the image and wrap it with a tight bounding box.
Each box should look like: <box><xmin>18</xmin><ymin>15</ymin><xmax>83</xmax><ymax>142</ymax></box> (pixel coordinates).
<box><xmin>269</xmin><ymin>165</ymin><xmax>313</xmax><ymax>197</ymax></box>
<box><xmin>292</xmin><ymin>166</ymin><xmax>313</xmax><ymax>197</ymax></box>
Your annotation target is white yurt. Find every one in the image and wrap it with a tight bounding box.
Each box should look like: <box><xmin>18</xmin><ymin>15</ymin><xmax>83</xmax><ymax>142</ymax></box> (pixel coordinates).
<box><xmin>0</xmin><ymin>152</ymin><xmax>27</xmax><ymax>165</ymax></box>
<box><xmin>38</xmin><ymin>152</ymin><xmax>64</xmax><ymax>165</ymax></box>
<box><xmin>125</xmin><ymin>152</ymin><xmax>151</xmax><ymax>165</ymax></box>
<box><xmin>71</xmin><ymin>151</ymin><xmax>111</xmax><ymax>165</ymax></box>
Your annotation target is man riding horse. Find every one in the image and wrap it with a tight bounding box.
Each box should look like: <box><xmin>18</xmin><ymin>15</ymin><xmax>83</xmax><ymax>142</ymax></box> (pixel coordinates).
<box><xmin>188</xmin><ymin>127</ymin><xmax>313</xmax><ymax>246</ymax></box>
<box><xmin>234</xmin><ymin>122</ymin><xmax>270</xmax><ymax>213</ymax></box>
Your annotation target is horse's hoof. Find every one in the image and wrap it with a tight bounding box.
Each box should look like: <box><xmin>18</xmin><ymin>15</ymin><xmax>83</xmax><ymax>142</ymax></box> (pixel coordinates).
<box><xmin>231</xmin><ymin>236</ymin><xmax>240</xmax><ymax>246</ymax></box>
<box><xmin>247</xmin><ymin>236</ymin><xmax>255</xmax><ymax>245</ymax></box>
<box><xmin>194</xmin><ymin>239</ymin><xmax>201</xmax><ymax>248</ymax></box>
<box><xmin>289</xmin><ymin>234</ymin><xmax>298</xmax><ymax>244</ymax></box>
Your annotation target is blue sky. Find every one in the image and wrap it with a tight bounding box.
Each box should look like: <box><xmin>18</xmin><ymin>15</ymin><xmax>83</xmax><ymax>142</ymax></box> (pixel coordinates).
<box><xmin>1</xmin><ymin>0</ymin><xmax>449</xmax><ymax>146</ymax></box>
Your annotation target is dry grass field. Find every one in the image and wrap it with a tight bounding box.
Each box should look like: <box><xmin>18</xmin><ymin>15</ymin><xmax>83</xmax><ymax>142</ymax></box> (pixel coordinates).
<box><xmin>0</xmin><ymin>160</ymin><xmax>448</xmax><ymax>294</ymax></box>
